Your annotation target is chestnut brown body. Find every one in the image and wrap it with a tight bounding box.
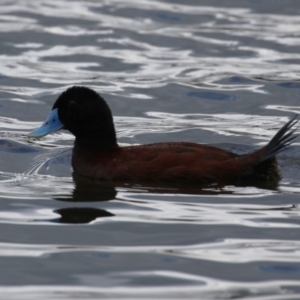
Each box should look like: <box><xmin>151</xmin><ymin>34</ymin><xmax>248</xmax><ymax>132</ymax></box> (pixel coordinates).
<box><xmin>72</xmin><ymin>141</ymin><xmax>279</xmax><ymax>185</ymax></box>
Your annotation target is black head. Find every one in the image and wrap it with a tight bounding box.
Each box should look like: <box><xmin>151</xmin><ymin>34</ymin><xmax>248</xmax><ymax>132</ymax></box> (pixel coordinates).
<box><xmin>53</xmin><ymin>86</ymin><xmax>118</xmax><ymax>151</ymax></box>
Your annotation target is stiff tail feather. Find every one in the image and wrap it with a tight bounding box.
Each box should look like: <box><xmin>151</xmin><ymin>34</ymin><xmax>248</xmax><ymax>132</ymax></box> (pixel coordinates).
<box><xmin>260</xmin><ymin>114</ymin><xmax>298</xmax><ymax>162</ymax></box>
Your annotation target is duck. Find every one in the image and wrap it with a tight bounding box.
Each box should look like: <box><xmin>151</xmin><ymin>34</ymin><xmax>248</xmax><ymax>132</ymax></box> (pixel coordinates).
<box><xmin>28</xmin><ymin>86</ymin><xmax>298</xmax><ymax>186</ymax></box>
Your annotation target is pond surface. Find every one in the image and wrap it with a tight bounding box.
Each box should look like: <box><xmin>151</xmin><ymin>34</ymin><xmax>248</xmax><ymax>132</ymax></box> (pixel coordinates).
<box><xmin>0</xmin><ymin>0</ymin><xmax>300</xmax><ymax>299</ymax></box>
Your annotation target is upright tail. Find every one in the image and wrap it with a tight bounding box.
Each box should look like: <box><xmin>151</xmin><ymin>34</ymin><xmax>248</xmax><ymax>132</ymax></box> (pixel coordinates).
<box><xmin>220</xmin><ymin>115</ymin><xmax>298</xmax><ymax>186</ymax></box>
<box><xmin>260</xmin><ymin>114</ymin><xmax>298</xmax><ymax>162</ymax></box>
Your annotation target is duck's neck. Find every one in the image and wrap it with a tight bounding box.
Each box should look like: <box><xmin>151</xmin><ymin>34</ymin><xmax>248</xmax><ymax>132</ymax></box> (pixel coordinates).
<box><xmin>74</xmin><ymin>130</ymin><xmax>119</xmax><ymax>152</ymax></box>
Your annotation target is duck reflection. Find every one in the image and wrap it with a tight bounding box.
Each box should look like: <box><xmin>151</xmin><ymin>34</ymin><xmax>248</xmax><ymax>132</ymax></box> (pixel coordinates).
<box><xmin>51</xmin><ymin>173</ymin><xmax>118</xmax><ymax>224</ymax></box>
<box><xmin>70</xmin><ymin>173</ymin><xmax>118</xmax><ymax>202</ymax></box>
<box><xmin>51</xmin><ymin>207</ymin><xmax>114</xmax><ymax>224</ymax></box>
<box><xmin>51</xmin><ymin>169</ymin><xmax>280</xmax><ymax>224</ymax></box>
<box><xmin>68</xmin><ymin>169</ymin><xmax>280</xmax><ymax>201</ymax></box>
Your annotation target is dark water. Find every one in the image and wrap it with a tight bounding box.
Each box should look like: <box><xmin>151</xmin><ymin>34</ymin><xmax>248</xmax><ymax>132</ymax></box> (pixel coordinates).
<box><xmin>0</xmin><ymin>1</ymin><xmax>300</xmax><ymax>299</ymax></box>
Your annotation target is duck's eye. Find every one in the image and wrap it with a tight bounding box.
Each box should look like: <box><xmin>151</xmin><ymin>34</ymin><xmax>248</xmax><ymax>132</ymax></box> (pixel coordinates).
<box><xmin>70</xmin><ymin>100</ymin><xmax>76</xmax><ymax>105</ymax></box>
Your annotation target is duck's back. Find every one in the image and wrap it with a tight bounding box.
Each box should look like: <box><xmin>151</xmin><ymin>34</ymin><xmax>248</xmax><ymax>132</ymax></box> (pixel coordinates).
<box><xmin>72</xmin><ymin>142</ymin><xmax>267</xmax><ymax>184</ymax></box>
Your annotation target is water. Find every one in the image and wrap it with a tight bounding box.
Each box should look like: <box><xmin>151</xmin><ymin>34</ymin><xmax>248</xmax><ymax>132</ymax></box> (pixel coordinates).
<box><xmin>0</xmin><ymin>0</ymin><xmax>300</xmax><ymax>299</ymax></box>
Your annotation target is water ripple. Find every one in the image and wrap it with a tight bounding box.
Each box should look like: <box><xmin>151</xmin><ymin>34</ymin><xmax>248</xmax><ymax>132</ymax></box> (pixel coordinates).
<box><xmin>0</xmin><ymin>0</ymin><xmax>300</xmax><ymax>90</ymax></box>
<box><xmin>0</xmin><ymin>279</ymin><xmax>298</xmax><ymax>300</ymax></box>
<box><xmin>1</xmin><ymin>238</ymin><xmax>300</xmax><ymax>263</ymax></box>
